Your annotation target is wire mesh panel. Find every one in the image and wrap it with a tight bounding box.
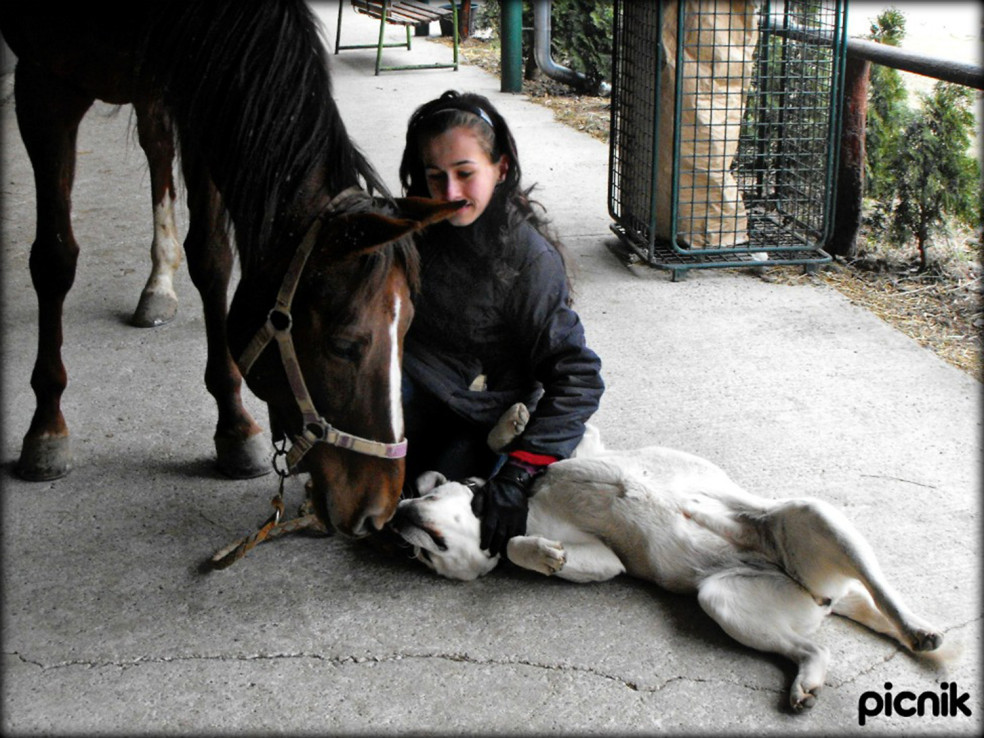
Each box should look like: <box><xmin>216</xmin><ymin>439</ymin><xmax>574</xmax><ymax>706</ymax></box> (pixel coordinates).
<box><xmin>608</xmin><ymin>1</ymin><xmax>662</xmax><ymax>247</ymax></box>
<box><xmin>608</xmin><ymin>0</ymin><xmax>847</xmax><ymax>278</ymax></box>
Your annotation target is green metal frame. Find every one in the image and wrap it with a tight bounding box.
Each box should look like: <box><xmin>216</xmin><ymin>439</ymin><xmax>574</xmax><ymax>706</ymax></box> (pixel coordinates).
<box><xmin>335</xmin><ymin>1</ymin><xmax>459</xmax><ymax>75</ymax></box>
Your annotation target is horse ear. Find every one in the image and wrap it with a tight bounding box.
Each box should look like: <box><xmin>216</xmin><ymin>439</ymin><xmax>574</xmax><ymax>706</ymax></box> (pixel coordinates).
<box><xmin>320</xmin><ymin>212</ymin><xmax>419</xmax><ymax>259</ymax></box>
<box><xmin>392</xmin><ymin>197</ymin><xmax>467</xmax><ymax>227</ymax></box>
<box><xmin>321</xmin><ymin>200</ymin><xmax>462</xmax><ymax>260</ymax></box>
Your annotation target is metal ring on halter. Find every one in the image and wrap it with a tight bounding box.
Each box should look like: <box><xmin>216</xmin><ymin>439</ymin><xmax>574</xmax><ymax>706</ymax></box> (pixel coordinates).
<box><xmin>305</xmin><ymin>419</ymin><xmax>328</xmax><ymax>441</ymax></box>
<box><xmin>268</xmin><ymin>307</ymin><xmax>292</xmax><ymax>334</ymax></box>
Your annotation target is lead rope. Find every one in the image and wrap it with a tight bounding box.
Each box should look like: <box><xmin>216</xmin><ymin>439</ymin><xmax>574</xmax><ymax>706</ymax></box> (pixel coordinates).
<box><xmin>207</xmin><ymin>439</ymin><xmax>329</xmax><ymax>570</ymax></box>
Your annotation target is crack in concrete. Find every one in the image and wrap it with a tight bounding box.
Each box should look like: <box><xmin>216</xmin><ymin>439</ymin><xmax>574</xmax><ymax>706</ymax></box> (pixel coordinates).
<box><xmin>11</xmin><ymin>614</ymin><xmax>976</xmax><ymax>691</ymax></box>
<box><xmin>6</xmin><ymin>649</ymin><xmax>777</xmax><ymax>697</ymax></box>
<box><xmin>413</xmin><ymin>652</ymin><xmax>780</xmax><ymax>697</ymax></box>
<box><xmin>8</xmin><ymin>650</ymin><xmax>332</xmax><ymax>672</ymax></box>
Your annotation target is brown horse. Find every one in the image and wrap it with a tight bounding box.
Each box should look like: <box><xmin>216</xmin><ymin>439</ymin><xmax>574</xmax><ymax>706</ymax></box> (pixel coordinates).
<box><xmin>1</xmin><ymin>1</ymin><xmax>460</xmax><ymax>537</ymax></box>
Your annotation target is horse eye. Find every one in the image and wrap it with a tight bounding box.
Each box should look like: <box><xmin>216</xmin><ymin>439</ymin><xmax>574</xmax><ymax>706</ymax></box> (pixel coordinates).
<box><xmin>325</xmin><ymin>337</ymin><xmax>363</xmax><ymax>362</ymax></box>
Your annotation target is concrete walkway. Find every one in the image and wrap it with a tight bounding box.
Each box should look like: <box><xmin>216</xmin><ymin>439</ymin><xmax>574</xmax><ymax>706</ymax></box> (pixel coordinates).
<box><xmin>2</xmin><ymin>2</ymin><xmax>980</xmax><ymax>734</ymax></box>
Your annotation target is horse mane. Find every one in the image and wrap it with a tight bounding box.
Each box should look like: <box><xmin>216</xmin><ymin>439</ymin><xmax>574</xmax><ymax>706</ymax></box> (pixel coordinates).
<box><xmin>142</xmin><ymin>0</ymin><xmax>388</xmax><ymax>273</ymax></box>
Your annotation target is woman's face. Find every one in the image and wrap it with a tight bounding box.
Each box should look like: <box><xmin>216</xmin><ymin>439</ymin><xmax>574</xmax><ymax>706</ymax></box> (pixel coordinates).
<box><xmin>420</xmin><ymin>126</ymin><xmax>508</xmax><ymax>227</ymax></box>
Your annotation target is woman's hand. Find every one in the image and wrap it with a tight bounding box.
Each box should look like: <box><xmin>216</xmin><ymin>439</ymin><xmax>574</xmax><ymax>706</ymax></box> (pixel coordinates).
<box><xmin>471</xmin><ymin>462</ymin><xmax>533</xmax><ymax>556</ymax></box>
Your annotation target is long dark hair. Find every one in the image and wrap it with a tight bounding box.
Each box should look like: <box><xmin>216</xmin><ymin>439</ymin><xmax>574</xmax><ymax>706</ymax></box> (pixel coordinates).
<box><xmin>399</xmin><ymin>90</ymin><xmax>572</xmax><ymax>294</ymax></box>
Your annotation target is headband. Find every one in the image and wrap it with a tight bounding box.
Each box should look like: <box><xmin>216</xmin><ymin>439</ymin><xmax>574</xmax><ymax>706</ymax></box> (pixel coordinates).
<box><xmin>411</xmin><ymin>102</ymin><xmax>495</xmax><ymax>132</ymax></box>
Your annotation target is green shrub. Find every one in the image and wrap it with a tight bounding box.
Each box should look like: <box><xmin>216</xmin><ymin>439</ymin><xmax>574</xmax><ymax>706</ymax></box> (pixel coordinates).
<box><xmin>549</xmin><ymin>0</ymin><xmax>613</xmax><ymax>93</ymax></box>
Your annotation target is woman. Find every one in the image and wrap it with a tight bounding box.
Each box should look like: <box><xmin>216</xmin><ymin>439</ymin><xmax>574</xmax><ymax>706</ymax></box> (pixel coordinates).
<box><xmin>399</xmin><ymin>90</ymin><xmax>604</xmax><ymax>556</ymax></box>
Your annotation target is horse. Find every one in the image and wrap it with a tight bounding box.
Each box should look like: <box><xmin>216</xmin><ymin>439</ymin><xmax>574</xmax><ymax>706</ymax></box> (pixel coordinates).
<box><xmin>1</xmin><ymin>0</ymin><xmax>461</xmax><ymax>538</ymax></box>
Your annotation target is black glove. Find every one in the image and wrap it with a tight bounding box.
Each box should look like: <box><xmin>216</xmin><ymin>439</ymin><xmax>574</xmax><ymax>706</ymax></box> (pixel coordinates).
<box><xmin>471</xmin><ymin>461</ymin><xmax>534</xmax><ymax>557</ymax></box>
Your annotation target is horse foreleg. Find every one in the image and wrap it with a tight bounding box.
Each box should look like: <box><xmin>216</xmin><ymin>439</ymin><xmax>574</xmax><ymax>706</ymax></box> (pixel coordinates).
<box><xmin>181</xmin><ymin>161</ymin><xmax>270</xmax><ymax>478</ymax></box>
<box><xmin>131</xmin><ymin>97</ymin><xmax>182</xmax><ymax>327</ymax></box>
<box><xmin>13</xmin><ymin>62</ymin><xmax>94</xmax><ymax>480</ymax></box>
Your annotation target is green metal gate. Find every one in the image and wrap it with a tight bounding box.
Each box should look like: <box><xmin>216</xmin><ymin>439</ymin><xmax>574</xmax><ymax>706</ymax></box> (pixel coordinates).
<box><xmin>608</xmin><ymin>0</ymin><xmax>847</xmax><ymax>280</ymax></box>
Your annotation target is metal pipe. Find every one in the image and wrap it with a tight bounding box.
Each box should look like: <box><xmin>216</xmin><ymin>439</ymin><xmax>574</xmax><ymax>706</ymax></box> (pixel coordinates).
<box><xmin>500</xmin><ymin>0</ymin><xmax>523</xmax><ymax>93</ymax></box>
<box><xmin>532</xmin><ymin>0</ymin><xmax>610</xmax><ymax>94</ymax></box>
<box><xmin>846</xmin><ymin>36</ymin><xmax>984</xmax><ymax>91</ymax></box>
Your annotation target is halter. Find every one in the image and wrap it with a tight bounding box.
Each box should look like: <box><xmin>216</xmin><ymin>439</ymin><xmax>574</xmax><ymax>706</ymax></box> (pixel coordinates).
<box><xmin>237</xmin><ymin>187</ymin><xmax>408</xmax><ymax>472</ymax></box>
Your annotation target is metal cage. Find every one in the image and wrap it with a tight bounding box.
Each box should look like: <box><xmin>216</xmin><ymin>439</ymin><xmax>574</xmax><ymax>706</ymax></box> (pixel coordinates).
<box><xmin>608</xmin><ymin>0</ymin><xmax>847</xmax><ymax>279</ymax></box>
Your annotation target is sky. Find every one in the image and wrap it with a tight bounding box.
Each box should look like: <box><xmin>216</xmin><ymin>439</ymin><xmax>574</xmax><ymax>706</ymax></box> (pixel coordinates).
<box><xmin>845</xmin><ymin>0</ymin><xmax>981</xmax><ymax>142</ymax></box>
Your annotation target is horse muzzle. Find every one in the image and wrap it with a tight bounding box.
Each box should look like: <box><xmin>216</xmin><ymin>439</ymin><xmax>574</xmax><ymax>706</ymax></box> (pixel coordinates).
<box><xmin>304</xmin><ymin>451</ymin><xmax>404</xmax><ymax>538</ymax></box>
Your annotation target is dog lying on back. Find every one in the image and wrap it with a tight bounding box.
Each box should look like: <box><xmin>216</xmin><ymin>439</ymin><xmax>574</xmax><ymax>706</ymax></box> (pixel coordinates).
<box><xmin>388</xmin><ymin>408</ymin><xmax>944</xmax><ymax>711</ymax></box>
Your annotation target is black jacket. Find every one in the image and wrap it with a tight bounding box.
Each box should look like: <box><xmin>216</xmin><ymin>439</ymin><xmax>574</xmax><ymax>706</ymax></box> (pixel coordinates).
<box><xmin>404</xmin><ymin>218</ymin><xmax>604</xmax><ymax>459</ymax></box>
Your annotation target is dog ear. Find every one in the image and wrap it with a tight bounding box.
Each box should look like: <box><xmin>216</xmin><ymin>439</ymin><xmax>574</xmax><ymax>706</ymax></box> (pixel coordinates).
<box><xmin>414</xmin><ymin>470</ymin><xmax>449</xmax><ymax>495</ymax></box>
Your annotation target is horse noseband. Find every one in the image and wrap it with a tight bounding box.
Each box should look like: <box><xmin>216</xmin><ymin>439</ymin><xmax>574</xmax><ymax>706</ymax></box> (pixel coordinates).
<box><xmin>236</xmin><ymin>187</ymin><xmax>408</xmax><ymax>472</ymax></box>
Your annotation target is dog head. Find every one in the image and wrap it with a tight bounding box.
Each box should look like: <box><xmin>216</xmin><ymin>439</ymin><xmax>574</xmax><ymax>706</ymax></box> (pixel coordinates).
<box><xmin>387</xmin><ymin>472</ymin><xmax>500</xmax><ymax>581</ymax></box>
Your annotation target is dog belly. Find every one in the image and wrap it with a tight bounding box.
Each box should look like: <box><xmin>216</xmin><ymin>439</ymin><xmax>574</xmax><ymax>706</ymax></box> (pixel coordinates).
<box><xmin>532</xmin><ymin>452</ymin><xmax>752</xmax><ymax>591</ymax></box>
<box><xmin>531</xmin><ymin>490</ymin><xmax>739</xmax><ymax>593</ymax></box>
<box><xmin>615</xmin><ymin>518</ymin><xmax>739</xmax><ymax>593</ymax></box>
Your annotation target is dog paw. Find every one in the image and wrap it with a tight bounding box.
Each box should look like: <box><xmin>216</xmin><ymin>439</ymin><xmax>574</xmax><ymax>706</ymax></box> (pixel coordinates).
<box><xmin>789</xmin><ymin>682</ymin><xmax>821</xmax><ymax>712</ymax></box>
<box><xmin>508</xmin><ymin>536</ymin><xmax>565</xmax><ymax>575</ymax></box>
<box><xmin>789</xmin><ymin>652</ymin><xmax>827</xmax><ymax>712</ymax></box>
<box><xmin>535</xmin><ymin>539</ymin><xmax>566</xmax><ymax>575</ymax></box>
<box><xmin>487</xmin><ymin>403</ymin><xmax>530</xmax><ymax>452</ymax></box>
<box><xmin>909</xmin><ymin>627</ymin><xmax>943</xmax><ymax>652</ymax></box>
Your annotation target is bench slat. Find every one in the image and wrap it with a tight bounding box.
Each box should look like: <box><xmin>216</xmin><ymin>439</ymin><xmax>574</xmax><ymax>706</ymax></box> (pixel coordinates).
<box><xmin>351</xmin><ymin>0</ymin><xmax>452</xmax><ymax>26</ymax></box>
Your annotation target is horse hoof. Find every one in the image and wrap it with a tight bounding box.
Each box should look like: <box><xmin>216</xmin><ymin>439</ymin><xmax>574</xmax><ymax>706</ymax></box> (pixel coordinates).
<box><xmin>131</xmin><ymin>291</ymin><xmax>178</xmax><ymax>327</ymax></box>
<box><xmin>18</xmin><ymin>435</ymin><xmax>73</xmax><ymax>481</ymax></box>
<box><xmin>215</xmin><ymin>433</ymin><xmax>273</xmax><ymax>478</ymax></box>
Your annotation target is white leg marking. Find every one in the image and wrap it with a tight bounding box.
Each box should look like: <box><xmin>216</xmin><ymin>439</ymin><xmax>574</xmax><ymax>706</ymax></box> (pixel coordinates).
<box><xmin>146</xmin><ymin>196</ymin><xmax>182</xmax><ymax>295</ymax></box>
<box><xmin>133</xmin><ymin>195</ymin><xmax>183</xmax><ymax>326</ymax></box>
<box><xmin>389</xmin><ymin>295</ymin><xmax>404</xmax><ymax>441</ymax></box>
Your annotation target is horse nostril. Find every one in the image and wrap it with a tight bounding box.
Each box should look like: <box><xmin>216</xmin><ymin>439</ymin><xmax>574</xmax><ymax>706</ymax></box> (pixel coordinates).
<box><xmin>348</xmin><ymin>510</ymin><xmax>386</xmax><ymax>539</ymax></box>
<box><xmin>369</xmin><ymin>509</ymin><xmax>393</xmax><ymax>533</ymax></box>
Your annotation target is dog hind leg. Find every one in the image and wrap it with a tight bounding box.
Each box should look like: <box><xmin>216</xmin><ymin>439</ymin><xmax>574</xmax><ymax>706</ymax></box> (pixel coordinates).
<box><xmin>829</xmin><ymin>581</ymin><xmax>904</xmax><ymax>640</ymax></box>
<box><xmin>697</xmin><ymin>568</ymin><xmax>830</xmax><ymax>711</ymax></box>
<box><xmin>766</xmin><ymin>499</ymin><xmax>942</xmax><ymax>653</ymax></box>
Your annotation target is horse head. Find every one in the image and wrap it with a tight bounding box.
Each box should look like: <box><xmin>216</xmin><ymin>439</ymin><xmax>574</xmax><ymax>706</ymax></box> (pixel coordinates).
<box><xmin>230</xmin><ymin>195</ymin><xmax>462</xmax><ymax>538</ymax></box>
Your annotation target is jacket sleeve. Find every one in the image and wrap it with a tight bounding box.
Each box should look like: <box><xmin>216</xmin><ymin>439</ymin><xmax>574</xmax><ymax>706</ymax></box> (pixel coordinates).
<box><xmin>505</xmin><ymin>245</ymin><xmax>604</xmax><ymax>459</ymax></box>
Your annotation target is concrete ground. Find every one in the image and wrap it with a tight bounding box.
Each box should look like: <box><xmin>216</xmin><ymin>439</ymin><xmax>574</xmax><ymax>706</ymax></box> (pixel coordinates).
<box><xmin>1</xmin><ymin>2</ymin><xmax>980</xmax><ymax>734</ymax></box>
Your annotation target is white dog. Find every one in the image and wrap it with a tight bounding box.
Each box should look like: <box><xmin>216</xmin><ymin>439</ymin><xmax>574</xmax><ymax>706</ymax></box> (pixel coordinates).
<box><xmin>389</xmin><ymin>411</ymin><xmax>944</xmax><ymax>711</ymax></box>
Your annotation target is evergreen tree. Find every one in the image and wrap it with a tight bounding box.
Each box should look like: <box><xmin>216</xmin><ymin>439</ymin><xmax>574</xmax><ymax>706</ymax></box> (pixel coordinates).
<box><xmin>865</xmin><ymin>8</ymin><xmax>910</xmax><ymax>202</ymax></box>
<box><xmin>889</xmin><ymin>82</ymin><xmax>981</xmax><ymax>269</ymax></box>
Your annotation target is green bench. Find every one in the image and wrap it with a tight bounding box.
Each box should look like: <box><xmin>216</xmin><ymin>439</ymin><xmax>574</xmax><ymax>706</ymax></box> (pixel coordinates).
<box><xmin>335</xmin><ymin>1</ymin><xmax>459</xmax><ymax>75</ymax></box>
